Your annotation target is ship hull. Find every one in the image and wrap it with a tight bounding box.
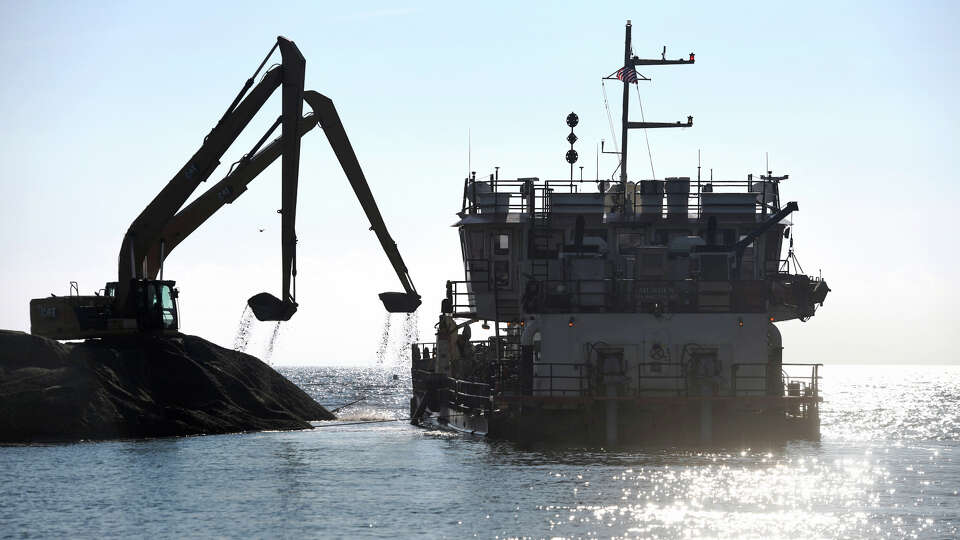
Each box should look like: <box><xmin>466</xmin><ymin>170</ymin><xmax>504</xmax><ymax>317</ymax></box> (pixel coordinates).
<box><xmin>411</xmin><ymin>372</ymin><xmax>820</xmax><ymax>446</ymax></box>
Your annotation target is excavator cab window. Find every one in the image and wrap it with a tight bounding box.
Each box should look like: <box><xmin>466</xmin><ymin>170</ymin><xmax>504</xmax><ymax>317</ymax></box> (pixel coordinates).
<box><xmin>159</xmin><ymin>284</ymin><xmax>177</xmax><ymax>329</ymax></box>
<box><xmin>133</xmin><ymin>280</ymin><xmax>179</xmax><ymax>331</ymax></box>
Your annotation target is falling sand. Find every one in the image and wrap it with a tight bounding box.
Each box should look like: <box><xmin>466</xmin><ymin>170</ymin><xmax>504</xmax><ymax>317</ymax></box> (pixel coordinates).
<box><xmin>233</xmin><ymin>306</ymin><xmax>283</xmax><ymax>365</ymax></box>
<box><xmin>233</xmin><ymin>305</ymin><xmax>254</xmax><ymax>353</ymax></box>
<box><xmin>375</xmin><ymin>311</ymin><xmax>420</xmax><ymax>367</ymax></box>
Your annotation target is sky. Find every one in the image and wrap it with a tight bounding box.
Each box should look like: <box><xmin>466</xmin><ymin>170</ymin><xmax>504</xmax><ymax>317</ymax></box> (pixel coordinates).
<box><xmin>1</xmin><ymin>1</ymin><xmax>958</xmax><ymax>366</ymax></box>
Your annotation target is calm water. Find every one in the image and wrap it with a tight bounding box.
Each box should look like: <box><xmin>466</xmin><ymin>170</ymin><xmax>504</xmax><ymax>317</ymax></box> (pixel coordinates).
<box><xmin>2</xmin><ymin>365</ymin><xmax>958</xmax><ymax>539</ymax></box>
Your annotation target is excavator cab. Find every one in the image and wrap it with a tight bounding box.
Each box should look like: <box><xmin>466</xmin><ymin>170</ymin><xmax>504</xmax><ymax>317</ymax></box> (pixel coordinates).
<box><xmin>130</xmin><ymin>279</ymin><xmax>179</xmax><ymax>331</ymax></box>
<box><xmin>30</xmin><ymin>279</ymin><xmax>178</xmax><ymax>339</ymax></box>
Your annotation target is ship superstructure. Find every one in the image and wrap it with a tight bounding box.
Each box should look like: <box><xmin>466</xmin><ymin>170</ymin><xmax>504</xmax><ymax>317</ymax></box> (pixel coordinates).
<box><xmin>410</xmin><ymin>21</ymin><xmax>830</xmax><ymax>445</ymax></box>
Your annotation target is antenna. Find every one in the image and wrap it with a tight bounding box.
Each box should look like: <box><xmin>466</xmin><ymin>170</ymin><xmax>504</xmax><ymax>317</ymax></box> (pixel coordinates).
<box><xmin>695</xmin><ymin>150</ymin><xmax>703</xmax><ymax>218</ymax></box>
<box><xmin>697</xmin><ymin>149</ymin><xmax>702</xmax><ymax>195</ymax></box>
<box><xmin>602</xmin><ymin>20</ymin><xmax>696</xmax><ymax>213</ymax></box>
<box><xmin>468</xmin><ymin>128</ymin><xmax>471</xmax><ymax>179</ymax></box>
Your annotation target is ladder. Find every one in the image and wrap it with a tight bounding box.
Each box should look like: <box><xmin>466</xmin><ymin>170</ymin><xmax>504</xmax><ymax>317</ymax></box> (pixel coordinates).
<box><xmin>491</xmin><ymin>267</ymin><xmax>523</xmax><ymax>395</ymax></box>
<box><xmin>529</xmin><ymin>186</ymin><xmax>552</xmax><ymax>281</ymax></box>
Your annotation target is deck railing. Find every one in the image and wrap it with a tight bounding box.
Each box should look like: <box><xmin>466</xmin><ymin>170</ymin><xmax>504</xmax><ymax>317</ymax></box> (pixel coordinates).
<box><xmin>532</xmin><ymin>362</ymin><xmax>592</xmax><ymax>397</ymax></box>
<box><xmin>636</xmin><ymin>361</ymin><xmax>689</xmax><ymax>395</ymax></box>
<box><xmin>461</xmin><ymin>176</ymin><xmax>784</xmax><ymax>219</ymax></box>
<box><xmin>730</xmin><ymin>362</ymin><xmax>821</xmax><ymax>398</ymax></box>
<box><xmin>413</xmin><ymin>340</ymin><xmax>822</xmax><ymax>417</ymax></box>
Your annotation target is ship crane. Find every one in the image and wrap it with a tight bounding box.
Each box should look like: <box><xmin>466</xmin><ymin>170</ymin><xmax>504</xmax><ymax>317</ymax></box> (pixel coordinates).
<box><xmin>31</xmin><ymin>36</ymin><xmax>420</xmax><ymax>340</ymax></box>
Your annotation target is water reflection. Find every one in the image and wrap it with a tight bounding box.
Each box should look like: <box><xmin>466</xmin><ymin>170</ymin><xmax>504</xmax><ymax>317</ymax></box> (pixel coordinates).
<box><xmin>473</xmin><ymin>440</ymin><xmax>952</xmax><ymax>539</ymax></box>
<box><xmin>283</xmin><ymin>365</ymin><xmax>958</xmax><ymax>539</ymax></box>
<box><xmin>0</xmin><ymin>366</ymin><xmax>956</xmax><ymax>539</ymax></box>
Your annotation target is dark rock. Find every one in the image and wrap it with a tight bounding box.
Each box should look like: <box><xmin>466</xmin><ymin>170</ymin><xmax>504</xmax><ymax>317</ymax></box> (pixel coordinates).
<box><xmin>0</xmin><ymin>330</ymin><xmax>334</xmax><ymax>444</ymax></box>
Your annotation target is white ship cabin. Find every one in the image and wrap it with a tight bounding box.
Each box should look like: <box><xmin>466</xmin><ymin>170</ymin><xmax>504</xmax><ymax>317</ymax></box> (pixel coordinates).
<box><xmin>452</xmin><ymin>172</ymin><xmax>815</xmax><ymax>323</ymax></box>
<box><xmin>435</xmin><ymin>172</ymin><xmax>826</xmax><ymax>399</ymax></box>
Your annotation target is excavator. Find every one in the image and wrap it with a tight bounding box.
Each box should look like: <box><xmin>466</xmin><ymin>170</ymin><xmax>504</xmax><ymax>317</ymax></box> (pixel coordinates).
<box><xmin>30</xmin><ymin>36</ymin><xmax>420</xmax><ymax>340</ymax></box>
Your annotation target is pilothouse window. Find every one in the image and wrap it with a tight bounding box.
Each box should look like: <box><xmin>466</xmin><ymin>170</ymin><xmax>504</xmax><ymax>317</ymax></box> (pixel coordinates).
<box><xmin>160</xmin><ymin>285</ymin><xmax>176</xmax><ymax>328</ymax></box>
<box><xmin>495</xmin><ymin>234</ymin><xmax>510</xmax><ymax>255</ymax></box>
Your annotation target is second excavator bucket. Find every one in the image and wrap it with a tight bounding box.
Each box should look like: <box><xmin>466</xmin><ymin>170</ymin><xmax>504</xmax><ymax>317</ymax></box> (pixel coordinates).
<box><xmin>379</xmin><ymin>292</ymin><xmax>421</xmax><ymax>313</ymax></box>
<box><xmin>248</xmin><ymin>292</ymin><xmax>298</xmax><ymax>321</ymax></box>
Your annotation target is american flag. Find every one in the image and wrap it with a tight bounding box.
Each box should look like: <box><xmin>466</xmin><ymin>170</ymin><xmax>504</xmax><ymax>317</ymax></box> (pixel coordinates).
<box><xmin>616</xmin><ymin>66</ymin><xmax>638</xmax><ymax>83</ymax></box>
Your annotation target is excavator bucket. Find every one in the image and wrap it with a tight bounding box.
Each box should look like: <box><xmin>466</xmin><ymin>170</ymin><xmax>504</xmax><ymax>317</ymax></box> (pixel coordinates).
<box><xmin>379</xmin><ymin>292</ymin><xmax>421</xmax><ymax>313</ymax></box>
<box><xmin>248</xmin><ymin>292</ymin><xmax>298</xmax><ymax>321</ymax></box>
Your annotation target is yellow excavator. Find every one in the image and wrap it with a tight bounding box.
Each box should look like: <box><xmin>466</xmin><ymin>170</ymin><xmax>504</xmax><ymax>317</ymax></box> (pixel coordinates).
<box><xmin>30</xmin><ymin>36</ymin><xmax>420</xmax><ymax>340</ymax></box>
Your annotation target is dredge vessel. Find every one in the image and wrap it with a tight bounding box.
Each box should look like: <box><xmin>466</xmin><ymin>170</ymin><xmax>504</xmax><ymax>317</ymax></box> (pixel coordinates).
<box><xmin>410</xmin><ymin>21</ymin><xmax>829</xmax><ymax>445</ymax></box>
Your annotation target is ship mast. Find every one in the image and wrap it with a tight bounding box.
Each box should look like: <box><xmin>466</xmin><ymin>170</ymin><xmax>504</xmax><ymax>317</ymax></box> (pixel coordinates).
<box><xmin>613</xmin><ymin>20</ymin><xmax>695</xmax><ymax>214</ymax></box>
<box><xmin>619</xmin><ymin>21</ymin><xmax>633</xmax><ymax>195</ymax></box>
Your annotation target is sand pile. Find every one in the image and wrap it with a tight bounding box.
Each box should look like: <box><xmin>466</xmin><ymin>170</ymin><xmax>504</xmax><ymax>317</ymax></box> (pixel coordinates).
<box><xmin>0</xmin><ymin>330</ymin><xmax>333</xmax><ymax>444</ymax></box>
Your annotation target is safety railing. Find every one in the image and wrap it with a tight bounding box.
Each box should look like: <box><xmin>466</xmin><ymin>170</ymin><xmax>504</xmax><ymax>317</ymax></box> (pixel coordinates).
<box><xmin>413</xmin><ymin>337</ymin><xmax>517</xmax><ymax>386</ymax></box>
<box><xmin>438</xmin><ymin>377</ymin><xmax>493</xmax><ymax>412</ymax></box>
<box><xmin>783</xmin><ymin>363</ymin><xmax>821</xmax><ymax>398</ymax></box>
<box><xmin>412</xmin><ymin>343</ymin><xmax>494</xmax><ymax>412</ymax></box>
<box><xmin>462</xmin><ymin>177</ymin><xmax>585</xmax><ymax>216</ymax></box>
<box><xmin>637</xmin><ymin>361</ymin><xmax>688</xmax><ymax>396</ymax></box>
<box><xmin>730</xmin><ymin>363</ymin><xmax>775</xmax><ymax>396</ymax></box>
<box><xmin>447</xmin><ymin>279</ymin><xmax>481</xmax><ymax>316</ymax></box>
<box><xmin>730</xmin><ymin>362</ymin><xmax>821</xmax><ymax>398</ymax></box>
<box><xmin>411</xmin><ymin>342</ymin><xmax>437</xmax><ymax>371</ymax></box>
<box><xmin>461</xmin><ymin>176</ymin><xmax>784</xmax><ymax>219</ymax></box>
<box><xmin>623</xmin><ymin>177</ymin><xmax>783</xmax><ymax>220</ymax></box>
<box><xmin>531</xmin><ymin>362</ymin><xmax>592</xmax><ymax>397</ymax></box>
<box><xmin>414</xmin><ymin>339</ymin><xmax>595</xmax><ymax>399</ymax></box>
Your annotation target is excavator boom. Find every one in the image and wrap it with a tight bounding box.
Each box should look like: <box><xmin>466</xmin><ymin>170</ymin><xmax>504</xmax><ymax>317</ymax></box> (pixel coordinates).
<box><xmin>116</xmin><ymin>37</ymin><xmax>304</xmax><ymax>315</ymax></box>
<box><xmin>31</xmin><ymin>36</ymin><xmax>420</xmax><ymax>340</ymax></box>
<box><xmin>143</xmin><ymin>115</ymin><xmax>319</xmax><ymax>274</ymax></box>
<box><xmin>143</xmin><ymin>91</ymin><xmax>421</xmax><ymax>315</ymax></box>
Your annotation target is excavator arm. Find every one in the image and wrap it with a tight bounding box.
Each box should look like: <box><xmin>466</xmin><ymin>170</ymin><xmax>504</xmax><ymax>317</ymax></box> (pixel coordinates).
<box><xmin>143</xmin><ymin>115</ymin><xmax>319</xmax><ymax>275</ymax></box>
<box><xmin>142</xmin><ymin>91</ymin><xmax>420</xmax><ymax>317</ymax></box>
<box><xmin>302</xmin><ymin>91</ymin><xmax>421</xmax><ymax>313</ymax></box>
<box><xmin>115</xmin><ymin>36</ymin><xmax>305</xmax><ymax>315</ymax></box>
